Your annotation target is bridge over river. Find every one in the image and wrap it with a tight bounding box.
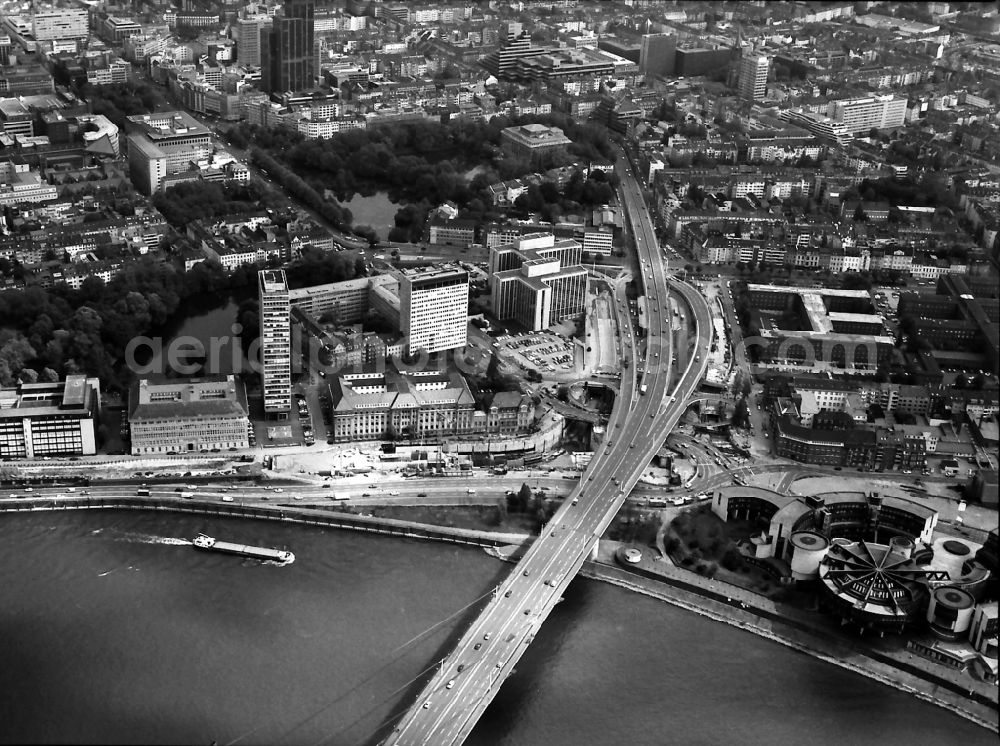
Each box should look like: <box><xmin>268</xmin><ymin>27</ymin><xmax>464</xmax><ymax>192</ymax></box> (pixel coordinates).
<box><xmin>381</xmin><ymin>156</ymin><xmax>715</xmax><ymax>745</ymax></box>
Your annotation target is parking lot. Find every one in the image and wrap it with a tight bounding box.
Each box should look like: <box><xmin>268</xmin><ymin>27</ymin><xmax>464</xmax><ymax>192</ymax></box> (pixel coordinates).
<box><xmin>498</xmin><ymin>331</ymin><xmax>580</xmax><ymax>376</ymax></box>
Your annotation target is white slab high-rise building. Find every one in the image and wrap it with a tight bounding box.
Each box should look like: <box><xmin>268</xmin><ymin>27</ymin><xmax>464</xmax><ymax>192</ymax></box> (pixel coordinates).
<box><xmin>32</xmin><ymin>8</ymin><xmax>88</xmax><ymax>42</ymax></box>
<box><xmin>259</xmin><ymin>269</ymin><xmax>292</xmax><ymax>416</ymax></box>
<box><xmin>399</xmin><ymin>266</ymin><xmax>469</xmax><ymax>355</ymax></box>
<box><xmin>826</xmin><ymin>95</ymin><xmax>907</xmax><ymax>134</ymax></box>
<box><xmin>738</xmin><ymin>53</ymin><xmax>769</xmax><ymax>103</ymax></box>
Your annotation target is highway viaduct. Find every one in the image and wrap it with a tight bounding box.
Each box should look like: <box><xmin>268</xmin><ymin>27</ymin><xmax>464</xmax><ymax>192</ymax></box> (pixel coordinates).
<box><xmin>380</xmin><ymin>154</ymin><xmax>715</xmax><ymax>745</ymax></box>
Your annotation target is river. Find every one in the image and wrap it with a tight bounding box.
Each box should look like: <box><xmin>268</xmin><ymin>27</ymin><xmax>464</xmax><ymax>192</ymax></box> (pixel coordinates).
<box><xmin>341</xmin><ymin>192</ymin><xmax>398</xmax><ymax>242</ymax></box>
<box><xmin>0</xmin><ymin>510</ymin><xmax>993</xmax><ymax>746</ymax></box>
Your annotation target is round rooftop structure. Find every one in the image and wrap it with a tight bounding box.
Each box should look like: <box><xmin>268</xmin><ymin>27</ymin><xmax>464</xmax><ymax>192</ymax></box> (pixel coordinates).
<box><xmin>889</xmin><ymin>536</ymin><xmax>914</xmax><ymax>560</ymax></box>
<box><xmin>933</xmin><ymin>586</ymin><xmax>975</xmax><ymax>610</ymax></box>
<box><xmin>789</xmin><ymin>530</ymin><xmax>831</xmax><ymax>580</ymax></box>
<box><xmin>790</xmin><ymin>531</ymin><xmax>830</xmax><ymax>552</ymax></box>
<box><xmin>818</xmin><ymin>540</ymin><xmax>931</xmax><ymax>633</ymax></box>
<box><xmin>927</xmin><ymin>586</ymin><xmax>976</xmax><ymax>640</ymax></box>
<box><xmin>936</xmin><ymin>539</ymin><xmax>973</xmax><ymax>581</ymax></box>
<box><xmin>942</xmin><ymin>540</ymin><xmax>971</xmax><ymax>556</ymax></box>
<box><xmin>615</xmin><ymin>547</ymin><xmax>644</xmax><ymax>567</ymax></box>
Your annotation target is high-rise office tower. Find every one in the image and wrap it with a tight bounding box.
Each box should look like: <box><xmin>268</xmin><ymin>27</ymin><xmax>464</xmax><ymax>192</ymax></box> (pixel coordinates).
<box><xmin>237</xmin><ymin>16</ymin><xmax>272</xmax><ymax>67</ymax></box>
<box><xmin>399</xmin><ymin>266</ymin><xmax>469</xmax><ymax>355</ymax></box>
<box><xmin>258</xmin><ymin>269</ymin><xmax>292</xmax><ymax>416</ymax></box>
<box><xmin>639</xmin><ymin>33</ymin><xmax>675</xmax><ymax>76</ymax></box>
<box><xmin>738</xmin><ymin>53</ymin><xmax>769</xmax><ymax>103</ymax></box>
<box><xmin>261</xmin><ymin>0</ymin><xmax>315</xmax><ymax>94</ymax></box>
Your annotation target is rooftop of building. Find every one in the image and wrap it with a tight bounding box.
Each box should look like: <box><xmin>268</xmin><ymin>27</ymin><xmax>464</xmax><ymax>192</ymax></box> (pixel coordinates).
<box><xmin>129</xmin><ymin>376</ymin><xmax>248</xmax><ymax>421</ymax></box>
<box><xmin>401</xmin><ymin>264</ymin><xmax>469</xmax><ymax>285</ymax></box>
<box><xmin>717</xmin><ymin>484</ymin><xmax>936</xmax><ymax>525</ymax></box>
<box><xmin>126</xmin><ymin>111</ymin><xmax>210</xmax><ymax>140</ymax></box>
<box><xmin>501</xmin><ymin>123</ymin><xmax>572</xmax><ymax>146</ymax></box>
<box><xmin>331</xmin><ymin>368</ymin><xmax>476</xmax><ymax>412</ymax></box>
<box><xmin>0</xmin><ymin>375</ymin><xmax>98</xmax><ymax>419</ymax></box>
<box><xmin>288</xmin><ymin>273</ymin><xmax>397</xmax><ymax>301</ymax></box>
<box><xmin>259</xmin><ymin>268</ymin><xmax>288</xmax><ymax>292</ymax></box>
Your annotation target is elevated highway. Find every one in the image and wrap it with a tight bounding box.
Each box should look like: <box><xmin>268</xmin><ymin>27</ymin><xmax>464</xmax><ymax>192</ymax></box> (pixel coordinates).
<box><xmin>381</xmin><ymin>155</ymin><xmax>714</xmax><ymax>745</ymax></box>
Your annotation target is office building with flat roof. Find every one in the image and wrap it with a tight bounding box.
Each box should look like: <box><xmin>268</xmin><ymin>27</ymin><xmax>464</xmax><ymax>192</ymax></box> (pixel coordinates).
<box><xmin>640</xmin><ymin>33</ymin><xmax>675</xmax><ymax>76</ymax></box>
<box><xmin>399</xmin><ymin>266</ymin><xmax>469</xmax><ymax>355</ymax></box>
<box><xmin>259</xmin><ymin>269</ymin><xmax>292</xmax><ymax>416</ymax></box>
<box><xmin>237</xmin><ymin>15</ymin><xmax>272</xmax><ymax>67</ymax></box>
<box><xmin>826</xmin><ymin>94</ymin><xmax>907</xmax><ymax>134</ymax></box>
<box><xmin>31</xmin><ymin>7</ymin><xmax>88</xmax><ymax>42</ymax></box>
<box><xmin>489</xmin><ymin>233</ymin><xmax>587</xmax><ymax>331</ymax></box>
<box><xmin>781</xmin><ymin>109</ymin><xmax>853</xmax><ymax>146</ymax></box>
<box><xmin>0</xmin><ymin>375</ymin><xmax>100</xmax><ymax>458</ymax></box>
<box><xmin>745</xmin><ymin>283</ymin><xmax>894</xmax><ymax>369</ymax></box>
<box><xmin>126</xmin><ymin>111</ymin><xmax>213</xmax><ymax>194</ymax></box>
<box><xmin>288</xmin><ymin>274</ymin><xmax>399</xmax><ymax>324</ymax></box>
<box><xmin>128</xmin><ymin>376</ymin><xmax>249</xmax><ymax>455</ymax></box>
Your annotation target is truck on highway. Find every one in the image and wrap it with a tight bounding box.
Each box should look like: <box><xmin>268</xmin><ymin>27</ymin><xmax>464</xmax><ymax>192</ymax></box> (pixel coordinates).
<box><xmin>640</xmin><ymin>384</ymin><xmax>648</xmax><ymax>395</ymax></box>
<box><xmin>136</xmin><ymin>488</ymin><xmax>150</xmax><ymax>497</ymax></box>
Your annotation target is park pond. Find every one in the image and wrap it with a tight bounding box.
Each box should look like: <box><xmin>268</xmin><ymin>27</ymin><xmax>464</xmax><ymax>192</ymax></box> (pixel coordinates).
<box><xmin>340</xmin><ymin>191</ymin><xmax>398</xmax><ymax>241</ymax></box>
<box><xmin>139</xmin><ymin>294</ymin><xmax>245</xmax><ymax>380</ymax></box>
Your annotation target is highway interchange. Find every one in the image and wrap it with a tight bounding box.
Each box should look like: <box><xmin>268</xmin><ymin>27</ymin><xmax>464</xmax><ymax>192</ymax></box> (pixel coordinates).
<box><xmin>381</xmin><ymin>155</ymin><xmax>715</xmax><ymax>745</ymax></box>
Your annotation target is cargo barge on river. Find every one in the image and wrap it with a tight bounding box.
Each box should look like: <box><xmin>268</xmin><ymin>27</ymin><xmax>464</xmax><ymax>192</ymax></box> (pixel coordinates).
<box><xmin>193</xmin><ymin>533</ymin><xmax>293</xmax><ymax>563</ymax></box>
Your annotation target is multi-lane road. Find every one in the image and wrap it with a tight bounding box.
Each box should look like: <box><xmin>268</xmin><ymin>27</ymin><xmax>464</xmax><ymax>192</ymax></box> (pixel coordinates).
<box><xmin>381</xmin><ymin>156</ymin><xmax>714</xmax><ymax>745</ymax></box>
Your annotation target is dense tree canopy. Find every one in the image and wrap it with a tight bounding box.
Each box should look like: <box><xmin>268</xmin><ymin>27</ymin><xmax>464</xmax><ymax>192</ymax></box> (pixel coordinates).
<box><xmin>283</xmin><ymin>246</ymin><xmax>366</xmax><ymax>289</ymax></box>
<box><xmin>152</xmin><ymin>181</ymin><xmax>272</xmax><ymax>228</ymax></box>
<box><xmin>0</xmin><ymin>258</ymin><xmax>238</xmax><ymax>391</ymax></box>
<box><xmin>237</xmin><ymin>113</ymin><xmax>617</xmax><ymax>233</ymax></box>
<box><xmin>79</xmin><ymin>82</ymin><xmax>162</xmax><ymax>130</ymax></box>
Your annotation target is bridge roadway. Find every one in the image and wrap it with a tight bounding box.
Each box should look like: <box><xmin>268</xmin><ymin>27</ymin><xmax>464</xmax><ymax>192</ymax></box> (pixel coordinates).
<box><xmin>381</xmin><ymin>156</ymin><xmax>714</xmax><ymax>745</ymax></box>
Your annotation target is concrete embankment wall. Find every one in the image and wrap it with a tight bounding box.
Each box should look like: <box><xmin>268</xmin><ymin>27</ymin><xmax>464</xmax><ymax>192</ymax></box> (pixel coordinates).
<box><xmin>0</xmin><ymin>497</ymin><xmax>532</xmax><ymax>549</ymax></box>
